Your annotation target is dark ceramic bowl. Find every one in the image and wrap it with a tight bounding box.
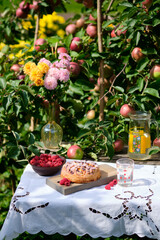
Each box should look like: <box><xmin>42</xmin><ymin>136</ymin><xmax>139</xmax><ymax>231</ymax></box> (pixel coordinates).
<box><xmin>29</xmin><ymin>155</ymin><xmax>66</xmax><ymax>176</ymax></box>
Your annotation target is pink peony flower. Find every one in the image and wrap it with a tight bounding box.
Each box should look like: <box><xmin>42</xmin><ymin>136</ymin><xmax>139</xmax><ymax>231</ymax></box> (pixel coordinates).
<box><xmin>39</xmin><ymin>58</ymin><xmax>52</xmax><ymax>67</ymax></box>
<box><xmin>58</xmin><ymin>59</ymin><xmax>70</xmax><ymax>68</ymax></box>
<box><xmin>44</xmin><ymin>76</ymin><xmax>58</xmax><ymax>90</ymax></box>
<box><xmin>52</xmin><ymin>61</ymin><xmax>60</xmax><ymax>68</ymax></box>
<box><xmin>58</xmin><ymin>53</ymin><xmax>72</xmax><ymax>62</ymax></box>
<box><xmin>47</xmin><ymin>68</ymin><xmax>60</xmax><ymax>80</ymax></box>
<box><xmin>59</xmin><ymin>69</ymin><xmax>70</xmax><ymax>82</ymax></box>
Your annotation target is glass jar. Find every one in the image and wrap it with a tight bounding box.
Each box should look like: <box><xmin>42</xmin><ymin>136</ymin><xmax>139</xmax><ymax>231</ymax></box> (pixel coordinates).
<box><xmin>128</xmin><ymin>111</ymin><xmax>151</xmax><ymax>160</ymax></box>
<box><xmin>41</xmin><ymin>101</ymin><xmax>63</xmax><ymax>149</ymax></box>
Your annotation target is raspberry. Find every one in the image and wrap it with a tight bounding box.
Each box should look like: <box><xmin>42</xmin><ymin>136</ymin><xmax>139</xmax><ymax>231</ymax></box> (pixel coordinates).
<box><xmin>105</xmin><ymin>179</ymin><xmax>117</xmax><ymax>190</ymax></box>
<box><xmin>65</xmin><ymin>181</ymin><xmax>71</xmax><ymax>186</ymax></box>
<box><xmin>112</xmin><ymin>179</ymin><xmax>117</xmax><ymax>185</ymax></box>
<box><xmin>105</xmin><ymin>185</ymin><xmax>111</xmax><ymax>190</ymax></box>
<box><xmin>109</xmin><ymin>181</ymin><xmax>114</xmax><ymax>187</ymax></box>
<box><xmin>60</xmin><ymin>178</ymin><xmax>71</xmax><ymax>186</ymax></box>
<box><xmin>57</xmin><ymin>160</ymin><xmax>62</xmax><ymax>166</ymax></box>
<box><xmin>30</xmin><ymin>159</ymin><xmax>35</xmax><ymax>165</ymax></box>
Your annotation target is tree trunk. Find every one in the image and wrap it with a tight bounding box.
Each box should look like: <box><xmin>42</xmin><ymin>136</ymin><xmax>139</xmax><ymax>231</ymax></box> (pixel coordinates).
<box><xmin>97</xmin><ymin>0</ymin><xmax>104</xmax><ymax>121</ymax></box>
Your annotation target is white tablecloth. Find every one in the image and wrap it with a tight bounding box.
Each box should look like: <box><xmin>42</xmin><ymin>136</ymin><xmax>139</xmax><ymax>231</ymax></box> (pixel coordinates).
<box><xmin>1</xmin><ymin>161</ymin><xmax>160</xmax><ymax>240</ymax></box>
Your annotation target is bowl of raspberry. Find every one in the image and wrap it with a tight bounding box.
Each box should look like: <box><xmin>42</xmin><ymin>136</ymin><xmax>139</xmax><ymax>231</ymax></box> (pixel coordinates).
<box><xmin>29</xmin><ymin>154</ymin><xmax>66</xmax><ymax>176</ymax></box>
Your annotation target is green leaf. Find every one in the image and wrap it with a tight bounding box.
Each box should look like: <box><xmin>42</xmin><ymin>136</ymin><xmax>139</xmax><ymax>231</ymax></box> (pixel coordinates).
<box><xmin>119</xmin><ymin>2</ymin><xmax>133</xmax><ymax>7</ymax></box>
<box><xmin>143</xmin><ymin>88</ymin><xmax>160</xmax><ymax>98</ymax></box>
<box><xmin>137</xmin><ymin>78</ymin><xmax>144</xmax><ymax>92</ymax></box>
<box><xmin>0</xmin><ymin>77</ymin><xmax>6</xmax><ymax>89</ymax></box>
<box><xmin>20</xmin><ymin>90</ymin><xmax>28</xmax><ymax>107</ymax></box>
<box><xmin>153</xmin><ymin>18</ymin><xmax>160</xmax><ymax>27</ymax></box>
<box><xmin>64</xmin><ymin>34</ymin><xmax>73</xmax><ymax>49</ymax></box>
<box><xmin>88</xmin><ymin>152</ymin><xmax>98</xmax><ymax>161</ymax></box>
<box><xmin>29</xmin><ymin>133</ymin><xmax>35</xmax><ymax>145</ymax></box>
<box><xmin>12</xmin><ymin>131</ymin><xmax>20</xmax><ymax>141</ymax></box>
<box><xmin>69</xmin><ymin>82</ymin><xmax>84</xmax><ymax>95</ymax></box>
<box><xmin>75</xmin><ymin>78</ymin><xmax>93</xmax><ymax>91</ymax></box>
<box><xmin>18</xmin><ymin>85</ymin><xmax>34</xmax><ymax>96</ymax></box>
<box><xmin>136</xmin><ymin>31</ymin><xmax>141</xmax><ymax>45</ymax></box>
<box><xmin>136</xmin><ymin>58</ymin><xmax>149</xmax><ymax>72</ymax></box>
<box><xmin>70</xmin><ymin>51</ymin><xmax>79</xmax><ymax>58</ymax></box>
<box><xmin>128</xmin><ymin>86</ymin><xmax>139</xmax><ymax>93</ymax></box>
<box><xmin>8</xmin><ymin>146</ymin><xmax>20</xmax><ymax>159</ymax></box>
<box><xmin>6</xmin><ymin>26</ymin><xmax>11</xmax><ymax>36</ymax></box>
<box><xmin>107</xmin><ymin>143</ymin><xmax>114</xmax><ymax>159</ymax></box>
<box><xmin>14</xmin><ymin>104</ymin><xmax>21</xmax><ymax>116</ymax></box>
<box><xmin>47</xmin><ymin>36</ymin><xmax>60</xmax><ymax>46</ymax></box>
<box><xmin>148</xmin><ymin>146</ymin><xmax>160</xmax><ymax>155</ymax></box>
<box><xmin>28</xmin><ymin>145</ymin><xmax>40</xmax><ymax>156</ymax></box>
<box><xmin>113</xmin><ymin>86</ymin><xmax>124</xmax><ymax>93</ymax></box>
<box><xmin>77</xmin><ymin>129</ymin><xmax>92</xmax><ymax>139</ymax></box>
<box><xmin>3</xmin><ymin>95</ymin><xmax>12</xmax><ymax>110</ymax></box>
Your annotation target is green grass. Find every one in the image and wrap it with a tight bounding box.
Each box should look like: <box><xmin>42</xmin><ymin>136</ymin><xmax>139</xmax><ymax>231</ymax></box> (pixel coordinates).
<box><xmin>63</xmin><ymin>0</ymin><xmax>83</xmax><ymax>14</ymax></box>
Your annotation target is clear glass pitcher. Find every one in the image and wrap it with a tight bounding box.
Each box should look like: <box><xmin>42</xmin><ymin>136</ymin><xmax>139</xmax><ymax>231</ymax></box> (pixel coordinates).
<box><xmin>128</xmin><ymin>111</ymin><xmax>152</xmax><ymax>160</ymax></box>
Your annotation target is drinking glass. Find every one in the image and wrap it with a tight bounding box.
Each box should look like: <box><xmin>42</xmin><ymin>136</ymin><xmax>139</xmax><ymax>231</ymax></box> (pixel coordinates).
<box><xmin>116</xmin><ymin>158</ymin><xmax>134</xmax><ymax>187</ymax></box>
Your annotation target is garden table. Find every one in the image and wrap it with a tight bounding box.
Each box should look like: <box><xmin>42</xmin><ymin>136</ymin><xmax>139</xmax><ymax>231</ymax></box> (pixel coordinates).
<box><xmin>1</xmin><ymin>160</ymin><xmax>160</xmax><ymax>240</ymax></box>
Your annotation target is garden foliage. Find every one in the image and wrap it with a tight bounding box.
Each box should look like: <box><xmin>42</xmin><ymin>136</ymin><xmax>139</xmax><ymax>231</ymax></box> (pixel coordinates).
<box><xmin>0</xmin><ymin>0</ymin><xmax>160</xmax><ymax>233</ymax></box>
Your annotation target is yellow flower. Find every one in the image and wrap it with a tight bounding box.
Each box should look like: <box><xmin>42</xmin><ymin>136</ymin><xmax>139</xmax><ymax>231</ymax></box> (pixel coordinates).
<box><xmin>56</xmin><ymin>16</ymin><xmax>65</xmax><ymax>24</ymax></box>
<box><xmin>8</xmin><ymin>53</ymin><xmax>14</xmax><ymax>60</ymax></box>
<box><xmin>0</xmin><ymin>42</ymin><xmax>5</xmax><ymax>51</ymax></box>
<box><xmin>37</xmin><ymin>62</ymin><xmax>49</xmax><ymax>74</ymax></box>
<box><xmin>107</xmin><ymin>24</ymin><xmax>114</xmax><ymax>28</ymax></box>
<box><xmin>39</xmin><ymin>19</ymin><xmax>46</xmax><ymax>28</ymax></box>
<box><xmin>39</xmin><ymin>33</ymin><xmax>47</xmax><ymax>39</ymax></box>
<box><xmin>15</xmin><ymin>49</ymin><xmax>24</xmax><ymax>58</ymax></box>
<box><xmin>24</xmin><ymin>62</ymin><xmax>36</xmax><ymax>75</ymax></box>
<box><xmin>22</xmin><ymin>20</ymin><xmax>33</xmax><ymax>30</ymax></box>
<box><xmin>34</xmin><ymin>78</ymin><xmax>44</xmax><ymax>86</ymax></box>
<box><xmin>19</xmin><ymin>60</ymin><xmax>25</xmax><ymax>65</ymax></box>
<box><xmin>57</xmin><ymin>29</ymin><xmax>65</xmax><ymax>38</ymax></box>
<box><xmin>29</xmin><ymin>67</ymin><xmax>43</xmax><ymax>81</ymax></box>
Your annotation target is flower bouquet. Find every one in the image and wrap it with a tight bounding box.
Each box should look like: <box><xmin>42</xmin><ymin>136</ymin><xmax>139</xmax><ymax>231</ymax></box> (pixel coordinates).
<box><xmin>23</xmin><ymin>53</ymin><xmax>72</xmax><ymax>149</ymax></box>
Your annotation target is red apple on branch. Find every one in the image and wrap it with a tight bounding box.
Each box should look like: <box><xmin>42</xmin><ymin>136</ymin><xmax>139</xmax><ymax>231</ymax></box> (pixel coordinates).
<box><xmin>111</xmin><ymin>30</ymin><xmax>116</xmax><ymax>38</ymax></box>
<box><xmin>57</xmin><ymin>47</ymin><xmax>68</xmax><ymax>54</ymax></box>
<box><xmin>113</xmin><ymin>139</ymin><xmax>124</xmax><ymax>152</ymax></box>
<box><xmin>150</xmin><ymin>65</ymin><xmax>160</xmax><ymax>81</ymax></box>
<box><xmin>87</xmin><ymin>110</ymin><xmax>95</xmax><ymax>120</ymax></box>
<box><xmin>19</xmin><ymin>1</ymin><xmax>30</xmax><ymax>10</ymax></box>
<box><xmin>131</xmin><ymin>47</ymin><xmax>145</xmax><ymax>62</ymax></box>
<box><xmin>86</xmin><ymin>24</ymin><xmax>97</xmax><ymax>38</ymax></box>
<box><xmin>10</xmin><ymin>64</ymin><xmax>21</xmax><ymax>72</ymax></box>
<box><xmin>68</xmin><ymin>62</ymin><xmax>81</xmax><ymax>77</ymax></box>
<box><xmin>34</xmin><ymin>38</ymin><xmax>46</xmax><ymax>51</ymax></box>
<box><xmin>65</xmin><ymin>24</ymin><xmax>76</xmax><ymax>35</ymax></box>
<box><xmin>29</xmin><ymin>1</ymin><xmax>40</xmax><ymax>11</ymax></box>
<box><xmin>70</xmin><ymin>37</ymin><xmax>82</xmax><ymax>52</ymax></box>
<box><xmin>67</xmin><ymin>145</ymin><xmax>84</xmax><ymax>159</ymax></box>
<box><xmin>153</xmin><ymin>138</ymin><xmax>160</xmax><ymax>147</ymax></box>
<box><xmin>120</xmin><ymin>104</ymin><xmax>135</xmax><ymax>118</ymax></box>
<box><xmin>142</xmin><ymin>0</ymin><xmax>153</xmax><ymax>9</ymax></box>
<box><xmin>16</xmin><ymin>8</ymin><xmax>28</xmax><ymax>18</ymax></box>
<box><xmin>89</xmin><ymin>14</ymin><xmax>96</xmax><ymax>21</ymax></box>
<box><xmin>76</xmin><ymin>18</ymin><xmax>85</xmax><ymax>28</ymax></box>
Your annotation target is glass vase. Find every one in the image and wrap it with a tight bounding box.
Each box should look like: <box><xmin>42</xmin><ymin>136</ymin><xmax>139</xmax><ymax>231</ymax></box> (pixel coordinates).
<box><xmin>41</xmin><ymin>101</ymin><xmax>63</xmax><ymax>149</ymax></box>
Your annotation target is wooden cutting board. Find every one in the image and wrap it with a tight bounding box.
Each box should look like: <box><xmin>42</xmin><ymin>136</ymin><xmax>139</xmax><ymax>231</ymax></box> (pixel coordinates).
<box><xmin>46</xmin><ymin>164</ymin><xmax>117</xmax><ymax>195</ymax></box>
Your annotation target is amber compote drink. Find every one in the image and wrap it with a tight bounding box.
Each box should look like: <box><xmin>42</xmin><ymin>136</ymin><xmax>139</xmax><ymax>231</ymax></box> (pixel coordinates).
<box><xmin>128</xmin><ymin>112</ymin><xmax>151</xmax><ymax>160</ymax></box>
